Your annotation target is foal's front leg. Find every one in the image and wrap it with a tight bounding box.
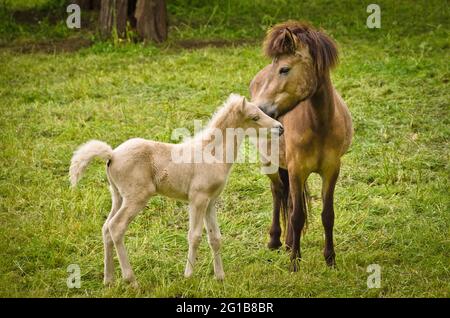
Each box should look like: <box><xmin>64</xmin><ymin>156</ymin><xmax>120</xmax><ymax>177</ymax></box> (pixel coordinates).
<box><xmin>204</xmin><ymin>199</ymin><xmax>225</xmax><ymax>280</ymax></box>
<box><xmin>184</xmin><ymin>195</ymin><xmax>209</xmax><ymax>278</ymax></box>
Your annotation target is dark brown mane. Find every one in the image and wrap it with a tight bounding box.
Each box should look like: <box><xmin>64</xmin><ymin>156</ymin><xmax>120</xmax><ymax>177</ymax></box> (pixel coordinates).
<box><xmin>263</xmin><ymin>21</ymin><xmax>339</xmax><ymax>76</ymax></box>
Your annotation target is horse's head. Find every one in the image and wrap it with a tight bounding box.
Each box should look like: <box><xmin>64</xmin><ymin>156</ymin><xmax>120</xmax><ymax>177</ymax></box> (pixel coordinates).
<box><xmin>250</xmin><ymin>21</ymin><xmax>339</xmax><ymax>118</ymax></box>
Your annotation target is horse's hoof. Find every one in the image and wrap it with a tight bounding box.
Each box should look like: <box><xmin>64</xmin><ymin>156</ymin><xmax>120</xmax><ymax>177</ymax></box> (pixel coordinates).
<box><xmin>289</xmin><ymin>262</ymin><xmax>299</xmax><ymax>272</ymax></box>
<box><xmin>324</xmin><ymin>250</ymin><xmax>336</xmax><ymax>267</ymax></box>
<box><xmin>267</xmin><ymin>239</ymin><xmax>282</xmax><ymax>250</ymax></box>
<box><xmin>289</xmin><ymin>257</ymin><xmax>301</xmax><ymax>272</ymax></box>
<box><xmin>103</xmin><ymin>278</ymin><xmax>114</xmax><ymax>287</ymax></box>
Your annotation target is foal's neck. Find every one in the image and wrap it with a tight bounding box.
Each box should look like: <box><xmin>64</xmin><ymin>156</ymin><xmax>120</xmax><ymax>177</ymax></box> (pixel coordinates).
<box><xmin>205</xmin><ymin>113</ymin><xmax>243</xmax><ymax>168</ymax></box>
<box><xmin>310</xmin><ymin>73</ymin><xmax>335</xmax><ymax>130</ymax></box>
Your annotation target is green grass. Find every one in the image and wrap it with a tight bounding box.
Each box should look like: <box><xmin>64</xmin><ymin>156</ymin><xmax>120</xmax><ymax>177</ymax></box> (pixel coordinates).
<box><xmin>0</xmin><ymin>0</ymin><xmax>449</xmax><ymax>297</ymax></box>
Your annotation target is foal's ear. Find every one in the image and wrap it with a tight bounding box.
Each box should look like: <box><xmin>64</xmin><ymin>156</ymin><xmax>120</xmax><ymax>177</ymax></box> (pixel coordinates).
<box><xmin>240</xmin><ymin>97</ymin><xmax>247</xmax><ymax>111</ymax></box>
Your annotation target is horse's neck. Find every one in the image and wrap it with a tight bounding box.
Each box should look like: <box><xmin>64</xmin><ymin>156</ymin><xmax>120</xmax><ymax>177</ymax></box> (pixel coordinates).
<box><xmin>310</xmin><ymin>74</ymin><xmax>335</xmax><ymax>129</ymax></box>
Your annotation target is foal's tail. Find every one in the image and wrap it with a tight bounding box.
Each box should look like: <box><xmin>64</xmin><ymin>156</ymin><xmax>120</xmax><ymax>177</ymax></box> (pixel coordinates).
<box><xmin>69</xmin><ymin>140</ymin><xmax>113</xmax><ymax>187</ymax></box>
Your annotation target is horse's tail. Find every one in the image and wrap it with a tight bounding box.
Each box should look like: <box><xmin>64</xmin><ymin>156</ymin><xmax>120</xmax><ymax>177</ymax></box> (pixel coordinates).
<box><xmin>302</xmin><ymin>183</ymin><xmax>311</xmax><ymax>234</ymax></box>
<box><xmin>69</xmin><ymin>140</ymin><xmax>113</xmax><ymax>187</ymax></box>
<box><xmin>279</xmin><ymin>168</ymin><xmax>311</xmax><ymax>238</ymax></box>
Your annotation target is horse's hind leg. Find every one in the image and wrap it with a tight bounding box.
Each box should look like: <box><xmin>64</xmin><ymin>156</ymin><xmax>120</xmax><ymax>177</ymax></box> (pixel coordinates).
<box><xmin>321</xmin><ymin>164</ymin><xmax>340</xmax><ymax>267</ymax></box>
<box><xmin>204</xmin><ymin>199</ymin><xmax>224</xmax><ymax>280</ymax></box>
<box><xmin>108</xmin><ymin>190</ymin><xmax>151</xmax><ymax>287</ymax></box>
<box><xmin>103</xmin><ymin>181</ymin><xmax>122</xmax><ymax>286</ymax></box>
<box><xmin>288</xmin><ymin>169</ymin><xmax>308</xmax><ymax>272</ymax></box>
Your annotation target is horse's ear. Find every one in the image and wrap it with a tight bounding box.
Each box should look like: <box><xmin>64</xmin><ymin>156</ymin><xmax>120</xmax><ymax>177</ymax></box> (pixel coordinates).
<box><xmin>282</xmin><ymin>28</ymin><xmax>298</xmax><ymax>54</ymax></box>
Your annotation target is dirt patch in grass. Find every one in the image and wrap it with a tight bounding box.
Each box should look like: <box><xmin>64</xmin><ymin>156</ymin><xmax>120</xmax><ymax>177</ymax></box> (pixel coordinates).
<box><xmin>0</xmin><ymin>37</ymin><xmax>93</xmax><ymax>54</ymax></box>
<box><xmin>0</xmin><ymin>37</ymin><xmax>258</xmax><ymax>54</ymax></box>
<box><xmin>11</xmin><ymin>9</ymin><xmax>64</xmax><ymax>25</ymax></box>
<box><xmin>175</xmin><ymin>38</ymin><xmax>257</xmax><ymax>49</ymax></box>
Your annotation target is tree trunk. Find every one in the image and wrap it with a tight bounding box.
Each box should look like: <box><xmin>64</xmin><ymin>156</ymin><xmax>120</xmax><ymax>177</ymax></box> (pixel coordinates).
<box><xmin>99</xmin><ymin>0</ymin><xmax>128</xmax><ymax>38</ymax></box>
<box><xmin>98</xmin><ymin>0</ymin><xmax>167</xmax><ymax>42</ymax></box>
<box><xmin>73</xmin><ymin>0</ymin><xmax>101</xmax><ymax>10</ymax></box>
<box><xmin>135</xmin><ymin>0</ymin><xmax>168</xmax><ymax>43</ymax></box>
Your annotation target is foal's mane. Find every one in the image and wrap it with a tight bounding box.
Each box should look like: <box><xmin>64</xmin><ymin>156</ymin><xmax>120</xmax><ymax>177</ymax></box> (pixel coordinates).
<box><xmin>263</xmin><ymin>21</ymin><xmax>339</xmax><ymax>76</ymax></box>
<box><xmin>191</xmin><ymin>94</ymin><xmax>242</xmax><ymax>142</ymax></box>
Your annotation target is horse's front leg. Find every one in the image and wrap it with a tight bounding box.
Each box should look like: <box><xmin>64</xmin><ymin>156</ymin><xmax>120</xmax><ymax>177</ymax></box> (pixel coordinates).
<box><xmin>288</xmin><ymin>169</ymin><xmax>308</xmax><ymax>272</ymax></box>
<box><xmin>184</xmin><ymin>194</ymin><xmax>209</xmax><ymax>278</ymax></box>
<box><xmin>267</xmin><ymin>169</ymin><xmax>289</xmax><ymax>249</ymax></box>
<box><xmin>321</xmin><ymin>164</ymin><xmax>340</xmax><ymax>267</ymax></box>
<box><xmin>267</xmin><ymin>174</ymin><xmax>282</xmax><ymax>249</ymax></box>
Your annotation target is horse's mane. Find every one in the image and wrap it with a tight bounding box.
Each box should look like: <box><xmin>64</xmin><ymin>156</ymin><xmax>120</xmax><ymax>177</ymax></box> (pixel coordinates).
<box><xmin>263</xmin><ymin>20</ymin><xmax>339</xmax><ymax>76</ymax></box>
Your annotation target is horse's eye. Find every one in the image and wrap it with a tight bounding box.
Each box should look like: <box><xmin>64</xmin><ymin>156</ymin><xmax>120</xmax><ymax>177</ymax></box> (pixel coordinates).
<box><xmin>279</xmin><ymin>67</ymin><xmax>290</xmax><ymax>75</ymax></box>
<box><xmin>252</xmin><ymin>115</ymin><xmax>260</xmax><ymax>121</ymax></box>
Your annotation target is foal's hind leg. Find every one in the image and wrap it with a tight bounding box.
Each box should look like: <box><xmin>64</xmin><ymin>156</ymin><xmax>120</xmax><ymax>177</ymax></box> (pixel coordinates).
<box><xmin>108</xmin><ymin>191</ymin><xmax>151</xmax><ymax>287</ymax></box>
<box><xmin>204</xmin><ymin>199</ymin><xmax>224</xmax><ymax>280</ymax></box>
<box><xmin>103</xmin><ymin>182</ymin><xmax>122</xmax><ymax>286</ymax></box>
<box><xmin>185</xmin><ymin>194</ymin><xmax>209</xmax><ymax>278</ymax></box>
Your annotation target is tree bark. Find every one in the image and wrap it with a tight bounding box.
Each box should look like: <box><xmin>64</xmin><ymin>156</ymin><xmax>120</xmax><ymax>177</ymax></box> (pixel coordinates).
<box><xmin>73</xmin><ymin>0</ymin><xmax>101</xmax><ymax>10</ymax></box>
<box><xmin>135</xmin><ymin>0</ymin><xmax>168</xmax><ymax>43</ymax></box>
<box><xmin>98</xmin><ymin>0</ymin><xmax>167</xmax><ymax>42</ymax></box>
<box><xmin>99</xmin><ymin>0</ymin><xmax>128</xmax><ymax>38</ymax></box>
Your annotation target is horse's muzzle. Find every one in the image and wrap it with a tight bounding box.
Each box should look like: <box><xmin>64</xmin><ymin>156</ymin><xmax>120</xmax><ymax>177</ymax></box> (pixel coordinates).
<box><xmin>259</xmin><ymin>103</ymin><xmax>278</xmax><ymax>119</ymax></box>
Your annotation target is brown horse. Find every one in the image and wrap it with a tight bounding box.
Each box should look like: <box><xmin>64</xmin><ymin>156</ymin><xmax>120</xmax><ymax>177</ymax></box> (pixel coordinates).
<box><xmin>250</xmin><ymin>21</ymin><xmax>353</xmax><ymax>270</ymax></box>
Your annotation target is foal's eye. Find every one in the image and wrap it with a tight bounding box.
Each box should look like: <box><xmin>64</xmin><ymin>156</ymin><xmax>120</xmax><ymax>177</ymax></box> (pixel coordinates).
<box><xmin>279</xmin><ymin>67</ymin><xmax>290</xmax><ymax>75</ymax></box>
<box><xmin>251</xmin><ymin>115</ymin><xmax>260</xmax><ymax>121</ymax></box>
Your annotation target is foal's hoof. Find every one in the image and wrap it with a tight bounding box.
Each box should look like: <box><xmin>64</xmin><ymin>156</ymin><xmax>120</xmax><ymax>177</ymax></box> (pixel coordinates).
<box><xmin>103</xmin><ymin>278</ymin><xmax>114</xmax><ymax>287</ymax></box>
<box><xmin>184</xmin><ymin>269</ymin><xmax>194</xmax><ymax>279</ymax></box>
<box><xmin>128</xmin><ymin>280</ymin><xmax>140</xmax><ymax>290</ymax></box>
<box><xmin>123</xmin><ymin>276</ymin><xmax>139</xmax><ymax>289</ymax></box>
<box><xmin>267</xmin><ymin>239</ymin><xmax>282</xmax><ymax>250</ymax></box>
<box><xmin>214</xmin><ymin>272</ymin><xmax>225</xmax><ymax>281</ymax></box>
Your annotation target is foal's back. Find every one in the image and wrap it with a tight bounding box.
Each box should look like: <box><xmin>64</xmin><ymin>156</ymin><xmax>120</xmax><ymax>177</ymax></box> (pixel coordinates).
<box><xmin>108</xmin><ymin>138</ymin><xmax>225</xmax><ymax>202</ymax></box>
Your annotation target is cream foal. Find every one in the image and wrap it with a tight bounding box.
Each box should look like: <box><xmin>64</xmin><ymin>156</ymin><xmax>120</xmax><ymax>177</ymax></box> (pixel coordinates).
<box><xmin>69</xmin><ymin>94</ymin><xmax>283</xmax><ymax>287</ymax></box>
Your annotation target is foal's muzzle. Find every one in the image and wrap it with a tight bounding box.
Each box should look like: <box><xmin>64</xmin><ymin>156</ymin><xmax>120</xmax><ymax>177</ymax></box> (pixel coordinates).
<box><xmin>273</xmin><ymin>124</ymin><xmax>284</xmax><ymax>136</ymax></box>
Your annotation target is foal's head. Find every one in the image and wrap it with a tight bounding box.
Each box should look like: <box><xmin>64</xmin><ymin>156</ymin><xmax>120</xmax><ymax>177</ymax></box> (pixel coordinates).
<box><xmin>226</xmin><ymin>94</ymin><xmax>284</xmax><ymax>136</ymax></box>
<box><xmin>250</xmin><ymin>21</ymin><xmax>339</xmax><ymax>118</ymax></box>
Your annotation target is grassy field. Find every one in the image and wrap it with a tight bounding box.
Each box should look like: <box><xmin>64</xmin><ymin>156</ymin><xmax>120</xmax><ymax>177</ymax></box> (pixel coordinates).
<box><xmin>0</xmin><ymin>0</ymin><xmax>449</xmax><ymax>297</ymax></box>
